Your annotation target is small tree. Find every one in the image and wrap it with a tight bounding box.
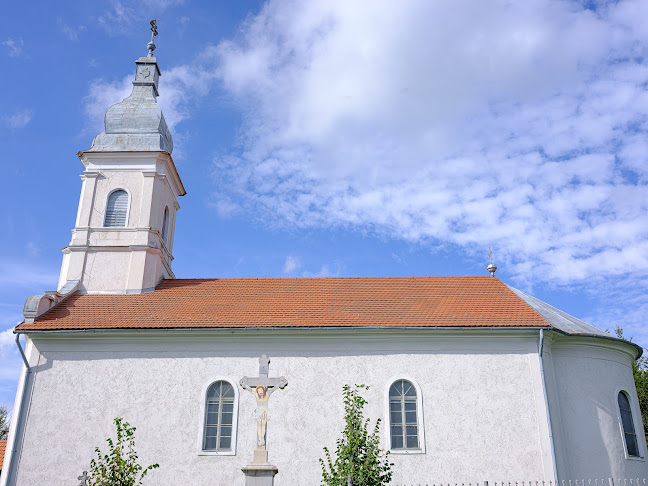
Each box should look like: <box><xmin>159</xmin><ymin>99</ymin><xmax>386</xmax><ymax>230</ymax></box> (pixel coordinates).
<box><xmin>615</xmin><ymin>326</ymin><xmax>648</xmax><ymax>443</ymax></box>
<box><xmin>88</xmin><ymin>417</ymin><xmax>159</xmax><ymax>486</ymax></box>
<box><xmin>320</xmin><ymin>384</ymin><xmax>392</xmax><ymax>486</ymax></box>
<box><xmin>0</xmin><ymin>404</ymin><xmax>9</xmax><ymax>440</ymax></box>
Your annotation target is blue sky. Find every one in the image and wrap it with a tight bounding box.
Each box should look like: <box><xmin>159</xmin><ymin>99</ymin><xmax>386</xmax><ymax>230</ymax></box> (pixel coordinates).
<box><xmin>1</xmin><ymin>0</ymin><xmax>648</xmax><ymax>412</ymax></box>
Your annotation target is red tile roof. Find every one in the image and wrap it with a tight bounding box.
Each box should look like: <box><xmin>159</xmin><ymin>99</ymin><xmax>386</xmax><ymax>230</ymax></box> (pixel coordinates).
<box><xmin>0</xmin><ymin>439</ymin><xmax>6</xmax><ymax>472</ymax></box>
<box><xmin>16</xmin><ymin>277</ymin><xmax>550</xmax><ymax>331</ymax></box>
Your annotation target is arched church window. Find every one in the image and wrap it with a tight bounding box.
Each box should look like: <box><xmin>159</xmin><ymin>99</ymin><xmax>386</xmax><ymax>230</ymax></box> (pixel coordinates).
<box><xmin>202</xmin><ymin>380</ymin><xmax>237</xmax><ymax>453</ymax></box>
<box><xmin>389</xmin><ymin>379</ymin><xmax>421</xmax><ymax>451</ymax></box>
<box><xmin>161</xmin><ymin>206</ymin><xmax>169</xmax><ymax>244</ymax></box>
<box><xmin>104</xmin><ymin>190</ymin><xmax>129</xmax><ymax>227</ymax></box>
<box><xmin>618</xmin><ymin>391</ymin><xmax>640</xmax><ymax>457</ymax></box>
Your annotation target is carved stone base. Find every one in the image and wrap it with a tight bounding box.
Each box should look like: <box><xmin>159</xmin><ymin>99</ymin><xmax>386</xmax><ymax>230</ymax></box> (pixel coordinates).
<box><xmin>241</xmin><ymin>463</ymin><xmax>278</xmax><ymax>486</ymax></box>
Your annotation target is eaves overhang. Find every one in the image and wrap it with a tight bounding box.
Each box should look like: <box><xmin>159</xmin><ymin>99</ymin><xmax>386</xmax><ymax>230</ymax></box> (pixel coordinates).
<box><xmin>15</xmin><ymin>323</ymin><xmax>641</xmax><ymax>358</ymax></box>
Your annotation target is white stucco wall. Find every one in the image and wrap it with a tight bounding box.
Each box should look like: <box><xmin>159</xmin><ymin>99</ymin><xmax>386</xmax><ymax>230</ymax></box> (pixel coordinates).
<box><xmin>7</xmin><ymin>329</ymin><xmax>558</xmax><ymax>486</ymax></box>
<box><xmin>150</xmin><ymin>175</ymin><xmax>177</xmax><ymax>254</ymax></box>
<box><xmin>544</xmin><ymin>336</ymin><xmax>648</xmax><ymax>479</ymax></box>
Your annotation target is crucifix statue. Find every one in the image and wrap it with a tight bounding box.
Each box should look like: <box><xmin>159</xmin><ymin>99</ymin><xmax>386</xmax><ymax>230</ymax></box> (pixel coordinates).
<box><xmin>77</xmin><ymin>471</ymin><xmax>89</xmax><ymax>486</ymax></box>
<box><xmin>240</xmin><ymin>355</ymin><xmax>288</xmax><ymax>462</ymax></box>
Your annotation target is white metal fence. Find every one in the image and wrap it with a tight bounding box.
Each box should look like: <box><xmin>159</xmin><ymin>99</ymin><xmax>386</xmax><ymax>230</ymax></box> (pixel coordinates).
<box><xmin>392</xmin><ymin>479</ymin><xmax>648</xmax><ymax>486</ymax></box>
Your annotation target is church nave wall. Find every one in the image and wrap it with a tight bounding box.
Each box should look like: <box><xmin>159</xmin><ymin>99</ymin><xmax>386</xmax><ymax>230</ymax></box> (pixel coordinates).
<box><xmin>12</xmin><ymin>331</ymin><xmax>553</xmax><ymax>485</ymax></box>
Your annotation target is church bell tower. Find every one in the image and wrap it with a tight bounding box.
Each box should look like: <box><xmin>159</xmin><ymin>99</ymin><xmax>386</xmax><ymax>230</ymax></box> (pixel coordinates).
<box><xmin>58</xmin><ymin>23</ymin><xmax>186</xmax><ymax>294</ymax></box>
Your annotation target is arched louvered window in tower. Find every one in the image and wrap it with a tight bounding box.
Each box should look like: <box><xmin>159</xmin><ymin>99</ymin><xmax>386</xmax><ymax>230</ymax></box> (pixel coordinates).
<box><xmin>161</xmin><ymin>206</ymin><xmax>169</xmax><ymax>244</ymax></box>
<box><xmin>104</xmin><ymin>190</ymin><xmax>129</xmax><ymax>227</ymax></box>
<box><xmin>618</xmin><ymin>391</ymin><xmax>640</xmax><ymax>457</ymax></box>
<box><xmin>389</xmin><ymin>379</ymin><xmax>420</xmax><ymax>450</ymax></box>
<box><xmin>203</xmin><ymin>381</ymin><xmax>236</xmax><ymax>452</ymax></box>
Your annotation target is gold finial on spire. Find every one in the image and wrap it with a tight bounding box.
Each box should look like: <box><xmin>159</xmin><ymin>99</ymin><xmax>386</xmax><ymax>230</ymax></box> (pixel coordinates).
<box><xmin>147</xmin><ymin>19</ymin><xmax>158</xmax><ymax>57</ymax></box>
<box><xmin>487</xmin><ymin>247</ymin><xmax>497</xmax><ymax>277</ymax></box>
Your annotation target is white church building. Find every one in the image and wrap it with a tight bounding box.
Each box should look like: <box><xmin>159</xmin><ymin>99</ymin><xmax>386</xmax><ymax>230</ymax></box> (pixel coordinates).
<box><xmin>1</xmin><ymin>34</ymin><xmax>647</xmax><ymax>486</ymax></box>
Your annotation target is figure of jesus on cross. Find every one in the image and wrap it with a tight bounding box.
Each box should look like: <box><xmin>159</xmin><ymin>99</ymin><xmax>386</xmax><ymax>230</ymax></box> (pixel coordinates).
<box><xmin>240</xmin><ymin>355</ymin><xmax>288</xmax><ymax>460</ymax></box>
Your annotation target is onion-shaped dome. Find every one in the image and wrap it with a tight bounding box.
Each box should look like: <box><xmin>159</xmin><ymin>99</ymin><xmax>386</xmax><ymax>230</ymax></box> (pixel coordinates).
<box><xmin>89</xmin><ymin>53</ymin><xmax>173</xmax><ymax>154</ymax></box>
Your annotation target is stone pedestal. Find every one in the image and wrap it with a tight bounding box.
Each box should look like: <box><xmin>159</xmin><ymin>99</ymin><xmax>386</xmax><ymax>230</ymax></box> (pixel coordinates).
<box><xmin>241</xmin><ymin>464</ymin><xmax>278</xmax><ymax>486</ymax></box>
<box><xmin>242</xmin><ymin>449</ymin><xmax>278</xmax><ymax>486</ymax></box>
<box><xmin>242</xmin><ymin>464</ymin><xmax>278</xmax><ymax>485</ymax></box>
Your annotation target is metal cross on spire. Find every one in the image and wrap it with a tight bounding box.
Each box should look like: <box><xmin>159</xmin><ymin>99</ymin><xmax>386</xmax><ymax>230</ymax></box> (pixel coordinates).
<box><xmin>487</xmin><ymin>247</ymin><xmax>497</xmax><ymax>277</ymax></box>
<box><xmin>147</xmin><ymin>19</ymin><xmax>158</xmax><ymax>57</ymax></box>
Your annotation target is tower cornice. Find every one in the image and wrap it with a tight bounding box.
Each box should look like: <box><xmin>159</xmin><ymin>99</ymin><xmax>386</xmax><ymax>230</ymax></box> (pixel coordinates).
<box><xmin>77</xmin><ymin>150</ymin><xmax>186</xmax><ymax>197</ymax></box>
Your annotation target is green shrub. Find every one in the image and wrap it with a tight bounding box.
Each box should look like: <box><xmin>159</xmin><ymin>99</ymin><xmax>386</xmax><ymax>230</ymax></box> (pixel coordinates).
<box><xmin>320</xmin><ymin>384</ymin><xmax>392</xmax><ymax>486</ymax></box>
<box><xmin>88</xmin><ymin>417</ymin><xmax>158</xmax><ymax>486</ymax></box>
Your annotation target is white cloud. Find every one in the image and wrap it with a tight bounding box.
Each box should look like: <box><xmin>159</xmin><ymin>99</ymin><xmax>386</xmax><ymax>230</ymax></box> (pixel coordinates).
<box><xmin>83</xmin><ymin>58</ymin><xmax>217</xmax><ymax>150</ymax></box>
<box><xmin>159</xmin><ymin>64</ymin><xmax>218</xmax><ymax>128</ymax></box>
<box><xmin>57</xmin><ymin>18</ymin><xmax>87</xmax><ymax>41</ymax></box>
<box><xmin>84</xmin><ymin>76</ymin><xmax>132</xmax><ymax>136</ymax></box>
<box><xmin>209</xmin><ymin>0</ymin><xmax>648</xmax><ymax>290</ymax></box>
<box><xmin>178</xmin><ymin>16</ymin><xmax>190</xmax><ymax>38</ymax></box>
<box><xmin>0</xmin><ymin>329</ymin><xmax>21</xmax><ymax>412</ymax></box>
<box><xmin>26</xmin><ymin>242</ymin><xmax>40</xmax><ymax>258</ymax></box>
<box><xmin>282</xmin><ymin>256</ymin><xmax>342</xmax><ymax>277</ymax></box>
<box><xmin>0</xmin><ymin>261</ymin><xmax>59</xmax><ymax>292</ymax></box>
<box><xmin>2</xmin><ymin>37</ymin><xmax>24</xmax><ymax>58</ymax></box>
<box><xmin>97</xmin><ymin>0</ymin><xmax>185</xmax><ymax>35</ymax></box>
<box><xmin>302</xmin><ymin>263</ymin><xmax>341</xmax><ymax>278</ymax></box>
<box><xmin>142</xmin><ymin>0</ymin><xmax>185</xmax><ymax>9</ymax></box>
<box><xmin>0</xmin><ymin>329</ymin><xmax>16</xmax><ymax>360</ymax></box>
<box><xmin>207</xmin><ymin>195</ymin><xmax>240</xmax><ymax>219</ymax></box>
<box><xmin>283</xmin><ymin>255</ymin><xmax>301</xmax><ymax>274</ymax></box>
<box><xmin>97</xmin><ymin>2</ymin><xmax>141</xmax><ymax>34</ymax></box>
<box><xmin>2</xmin><ymin>108</ymin><xmax>33</xmax><ymax>130</ymax></box>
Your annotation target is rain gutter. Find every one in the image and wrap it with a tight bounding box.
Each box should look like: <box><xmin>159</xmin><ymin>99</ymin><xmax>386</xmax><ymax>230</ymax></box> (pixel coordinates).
<box><xmin>14</xmin><ymin>325</ymin><xmax>551</xmax><ymax>335</ymax></box>
<box><xmin>539</xmin><ymin>329</ymin><xmax>558</xmax><ymax>483</ymax></box>
<box><xmin>1</xmin><ymin>334</ymin><xmax>32</xmax><ymax>486</ymax></box>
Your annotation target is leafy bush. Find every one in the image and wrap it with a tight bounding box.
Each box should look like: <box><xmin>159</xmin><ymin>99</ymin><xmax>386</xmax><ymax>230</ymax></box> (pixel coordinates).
<box><xmin>88</xmin><ymin>417</ymin><xmax>158</xmax><ymax>486</ymax></box>
<box><xmin>320</xmin><ymin>384</ymin><xmax>392</xmax><ymax>486</ymax></box>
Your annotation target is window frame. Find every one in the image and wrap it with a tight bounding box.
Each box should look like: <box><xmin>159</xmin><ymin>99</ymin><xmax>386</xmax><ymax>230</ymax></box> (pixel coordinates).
<box><xmin>103</xmin><ymin>188</ymin><xmax>131</xmax><ymax>228</ymax></box>
<box><xmin>384</xmin><ymin>376</ymin><xmax>426</xmax><ymax>454</ymax></box>
<box><xmin>616</xmin><ymin>388</ymin><xmax>644</xmax><ymax>460</ymax></box>
<box><xmin>198</xmin><ymin>377</ymin><xmax>240</xmax><ymax>456</ymax></box>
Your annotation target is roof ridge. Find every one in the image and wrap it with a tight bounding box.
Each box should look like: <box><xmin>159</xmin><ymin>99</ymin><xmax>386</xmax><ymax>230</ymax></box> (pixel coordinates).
<box><xmin>161</xmin><ymin>275</ymin><xmax>494</xmax><ymax>282</ymax></box>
